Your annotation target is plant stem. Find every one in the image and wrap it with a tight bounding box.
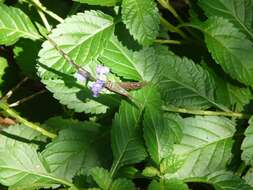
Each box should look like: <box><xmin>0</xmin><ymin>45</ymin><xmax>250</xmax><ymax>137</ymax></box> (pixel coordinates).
<box><xmin>162</xmin><ymin>106</ymin><xmax>251</xmax><ymax>119</ymax></box>
<box><xmin>37</xmin><ymin>9</ymin><xmax>51</xmax><ymax>32</ymax></box>
<box><xmin>0</xmin><ymin>101</ymin><xmax>57</xmax><ymax>139</ymax></box>
<box><xmin>30</xmin><ymin>0</ymin><xmax>64</xmax><ymax>23</ymax></box>
<box><xmin>9</xmin><ymin>90</ymin><xmax>47</xmax><ymax>108</ymax></box>
<box><xmin>0</xmin><ymin>77</ymin><xmax>29</xmax><ymax>101</ymax></box>
<box><xmin>155</xmin><ymin>39</ymin><xmax>181</xmax><ymax>45</ymax></box>
<box><xmin>160</xmin><ymin>16</ymin><xmax>187</xmax><ymax>39</ymax></box>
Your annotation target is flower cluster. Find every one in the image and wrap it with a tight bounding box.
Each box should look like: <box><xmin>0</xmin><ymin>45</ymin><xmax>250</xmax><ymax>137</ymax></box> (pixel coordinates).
<box><xmin>75</xmin><ymin>64</ymin><xmax>110</xmax><ymax>97</ymax></box>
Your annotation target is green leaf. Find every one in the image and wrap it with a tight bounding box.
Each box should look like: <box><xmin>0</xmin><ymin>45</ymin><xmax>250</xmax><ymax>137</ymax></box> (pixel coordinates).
<box><xmin>0</xmin><ymin>57</ymin><xmax>8</xmax><ymax>96</ymax></box>
<box><xmin>91</xmin><ymin>167</ymin><xmax>112</xmax><ymax>190</ymax></box>
<box><xmin>244</xmin><ymin>167</ymin><xmax>253</xmax><ymax>187</ymax></box>
<box><xmin>0</xmin><ymin>4</ymin><xmax>41</xmax><ymax>45</ymax></box>
<box><xmin>143</xmin><ymin>110</ymin><xmax>184</xmax><ymax>164</ymax></box>
<box><xmin>157</xmin><ymin>52</ymin><xmax>223</xmax><ymax>110</ymax></box>
<box><xmin>148</xmin><ymin>179</ymin><xmax>189</xmax><ymax>190</ymax></box>
<box><xmin>73</xmin><ymin>0</ymin><xmax>120</xmax><ymax>6</ymax></box>
<box><xmin>199</xmin><ymin>0</ymin><xmax>253</xmax><ymax>39</ymax></box>
<box><xmin>99</xmin><ymin>36</ymin><xmax>164</xmax><ymax>81</ymax></box>
<box><xmin>42</xmin><ymin>79</ymin><xmax>109</xmax><ymax>114</ymax></box>
<box><xmin>142</xmin><ymin>166</ymin><xmax>160</xmax><ymax>177</ymax></box>
<box><xmin>111</xmin><ymin>86</ymin><xmax>160</xmax><ymax>174</ymax></box>
<box><xmin>165</xmin><ymin>116</ymin><xmax>236</xmax><ymax>179</ymax></box>
<box><xmin>121</xmin><ymin>0</ymin><xmax>160</xmax><ymax>46</ymax></box>
<box><xmin>110</xmin><ymin>178</ymin><xmax>135</xmax><ymax>190</ymax></box>
<box><xmin>242</xmin><ymin>117</ymin><xmax>253</xmax><ymax>165</ymax></box>
<box><xmin>202</xmin><ymin>170</ymin><xmax>253</xmax><ymax>190</ymax></box>
<box><xmin>192</xmin><ymin>17</ymin><xmax>253</xmax><ymax>85</ymax></box>
<box><xmin>38</xmin><ymin>10</ymin><xmax>114</xmax><ymax>79</ymax></box>
<box><xmin>160</xmin><ymin>154</ymin><xmax>185</xmax><ymax>174</ymax></box>
<box><xmin>42</xmin><ymin>122</ymin><xmax>111</xmax><ymax>182</ymax></box>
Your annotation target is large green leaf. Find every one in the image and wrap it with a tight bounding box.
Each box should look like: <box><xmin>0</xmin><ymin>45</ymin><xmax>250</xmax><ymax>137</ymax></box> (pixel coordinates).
<box><xmin>199</xmin><ymin>171</ymin><xmax>253</xmax><ymax>190</ymax></box>
<box><xmin>38</xmin><ymin>10</ymin><xmax>114</xmax><ymax>79</ymax></box>
<box><xmin>42</xmin><ymin>122</ymin><xmax>111</xmax><ymax>181</ymax></box>
<box><xmin>148</xmin><ymin>179</ymin><xmax>189</xmax><ymax>190</ymax></box>
<box><xmin>0</xmin><ymin>4</ymin><xmax>41</xmax><ymax>45</ymax></box>
<box><xmin>0</xmin><ymin>125</ymin><xmax>74</xmax><ymax>189</ymax></box>
<box><xmin>143</xmin><ymin>110</ymin><xmax>184</xmax><ymax>165</ymax></box>
<box><xmin>165</xmin><ymin>116</ymin><xmax>236</xmax><ymax>179</ymax></box>
<box><xmin>121</xmin><ymin>0</ymin><xmax>160</xmax><ymax>46</ymax></box>
<box><xmin>157</xmin><ymin>52</ymin><xmax>224</xmax><ymax>110</ymax></box>
<box><xmin>111</xmin><ymin>86</ymin><xmax>160</xmax><ymax>174</ymax></box>
<box><xmin>199</xmin><ymin>0</ymin><xmax>253</xmax><ymax>39</ymax></box>
<box><xmin>99</xmin><ymin>36</ymin><xmax>164</xmax><ymax>81</ymax></box>
<box><xmin>242</xmin><ymin>117</ymin><xmax>253</xmax><ymax>165</ymax></box>
<box><xmin>73</xmin><ymin>0</ymin><xmax>120</xmax><ymax>6</ymax></box>
<box><xmin>192</xmin><ymin>17</ymin><xmax>253</xmax><ymax>85</ymax></box>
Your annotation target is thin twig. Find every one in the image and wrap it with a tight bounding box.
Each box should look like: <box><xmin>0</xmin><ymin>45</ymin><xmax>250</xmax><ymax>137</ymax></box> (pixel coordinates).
<box><xmin>9</xmin><ymin>90</ymin><xmax>47</xmax><ymax>108</ymax></box>
<box><xmin>155</xmin><ymin>39</ymin><xmax>182</xmax><ymax>45</ymax></box>
<box><xmin>0</xmin><ymin>77</ymin><xmax>29</xmax><ymax>101</ymax></box>
<box><xmin>37</xmin><ymin>9</ymin><xmax>51</xmax><ymax>32</ymax></box>
<box><xmin>160</xmin><ymin>16</ymin><xmax>187</xmax><ymax>39</ymax></box>
<box><xmin>0</xmin><ymin>101</ymin><xmax>57</xmax><ymax>138</ymax></box>
<box><xmin>162</xmin><ymin>106</ymin><xmax>251</xmax><ymax>119</ymax></box>
<box><xmin>30</xmin><ymin>0</ymin><xmax>64</xmax><ymax>23</ymax></box>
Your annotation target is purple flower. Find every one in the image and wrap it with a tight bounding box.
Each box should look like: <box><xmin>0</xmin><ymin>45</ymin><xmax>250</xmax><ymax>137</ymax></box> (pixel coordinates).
<box><xmin>74</xmin><ymin>71</ymin><xmax>87</xmax><ymax>83</ymax></box>
<box><xmin>96</xmin><ymin>65</ymin><xmax>110</xmax><ymax>75</ymax></box>
<box><xmin>91</xmin><ymin>80</ymin><xmax>105</xmax><ymax>97</ymax></box>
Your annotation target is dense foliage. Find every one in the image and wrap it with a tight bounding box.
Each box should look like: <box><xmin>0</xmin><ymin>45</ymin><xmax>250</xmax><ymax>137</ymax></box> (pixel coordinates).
<box><xmin>1</xmin><ymin>0</ymin><xmax>253</xmax><ymax>189</ymax></box>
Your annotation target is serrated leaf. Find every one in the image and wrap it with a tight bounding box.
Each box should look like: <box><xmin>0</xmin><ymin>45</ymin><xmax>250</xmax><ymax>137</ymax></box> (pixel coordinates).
<box><xmin>148</xmin><ymin>179</ymin><xmax>189</xmax><ymax>190</ymax></box>
<box><xmin>0</xmin><ymin>4</ymin><xmax>41</xmax><ymax>45</ymax></box>
<box><xmin>121</xmin><ymin>0</ymin><xmax>160</xmax><ymax>45</ymax></box>
<box><xmin>165</xmin><ymin>116</ymin><xmax>236</xmax><ymax>179</ymax></box>
<box><xmin>143</xmin><ymin>109</ymin><xmax>184</xmax><ymax>164</ymax></box>
<box><xmin>110</xmin><ymin>178</ymin><xmax>135</xmax><ymax>190</ymax></box>
<box><xmin>73</xmin><ymin>0</ymin><xmax>120</xmax><ymax>6</ymax></box>
<box><xmin>192</xmin><ymin>17</ymin><xmax>253</xmax><ymax>85</ymax></box>
<box><xmin>99</xmin><ymin>36</ymin><xmax>164</xmax><ymax>81</ymax></box>
<box><xmin>0</xmin><ymin>127</ymin><xmax>73</xmax><ymax>189</ymax></box>
<box><xmin>42</xmin><ymin>79</ymin><xmax>108</xmax><ymax>114</ymax></box>
<box><xmin>199</xmin><ymin>0</ymin><xmax>253</xmax><ymax>39</ymax></box>
<box><xmin>38</xmin><ymin>10</ymin><xmax>114</xmax><ymax>79</ymax></box>
<box><xmin>142</xmin><ymin>167</ymin><xmax>160</xmax><ymax>177</ymax></box>
<box><xmin>157</xmin><ymin>52</ymin><xmax>224</xmax><ymax>110</ymax></box>
<box><xmin>202</xmin><ymin>171</ymin><xmax>253</xmax><ymax>190</ymax></box>
<box><xmin>242</xmin><ymin>117</ymin><xmax>253</xmax><ymax>165</ymax></box>
<box><xmin>42</xmin><ymin>123</ymin><xmax>111</xmax><ymax>182</ymax></box>
<box><xmin>111</xmin><ymin>86</ymin><xmax>160</xmax><ymax>174</ymax></box>
<box><xmin>160</xmin><ymin>154</ymin><xmax>185</xmax><ymax>174</ymax></box>
<box><xmin>91</xmin><ymin>167</ymin><xmax>112</xmax><ymax>190</ymax></box>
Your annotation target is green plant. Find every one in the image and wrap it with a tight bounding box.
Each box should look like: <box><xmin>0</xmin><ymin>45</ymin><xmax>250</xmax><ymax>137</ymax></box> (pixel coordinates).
<box><xmin>0</xmin><ymin>0</ymin><xmax>253</xmax><ymax>189</ymax></box>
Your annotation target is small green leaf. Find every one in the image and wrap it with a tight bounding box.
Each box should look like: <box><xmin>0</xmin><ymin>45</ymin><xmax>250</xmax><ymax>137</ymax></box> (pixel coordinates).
<box><xmin>244</xmin><ymin>167</ymin><xmax>253</xmax><ymax>187</ymax></box>
<box><xmin>165</xmin><ymin>116</ymin><xmax>236</xmax><ymax>179</ymax></box>
<box><xmin>121</xmin><ymin>0</ymin><xmax>160</xmax><ymax>45</ymax></box>
<box><xmin>73</xmin><ymin>0</ymin><xmax>120</xmax><ymax>6</ymax></box>
<box><xmin>160</xmin><ymin>154</ymin><xmax>185</xmax><ymax>174</ymax></box>
<box><xmin>110</xmin><ymin>178</ymin><xmax>135</xmax><ymax>190</ymax></box>
<box><xmin>0</xmin><ymin>4</ymin><xmax>41</xmax><ymax>45</ymax></box>
<box><xmin>91</xmin><ymin>167</ymin><xmax>112</xmax><ymax>190</ymax></box>
<box><xmin>242</xmin><ymin>117</ymin><xmax>253</xmax><ymax>165</ymax></box>
<box><xmin>148</xmin><ymin>179</ymin><xmax>189</xmax><ymax>190</ymax></box>
<box><xmin>142</xmin><ymin>167</ymin><xmax>160</xmax><ymax>177</ymax></box>
<box><xmin>199</xmin><ymin>0</ymin><xmax>253</xmax><ymax>39</ymax></box>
